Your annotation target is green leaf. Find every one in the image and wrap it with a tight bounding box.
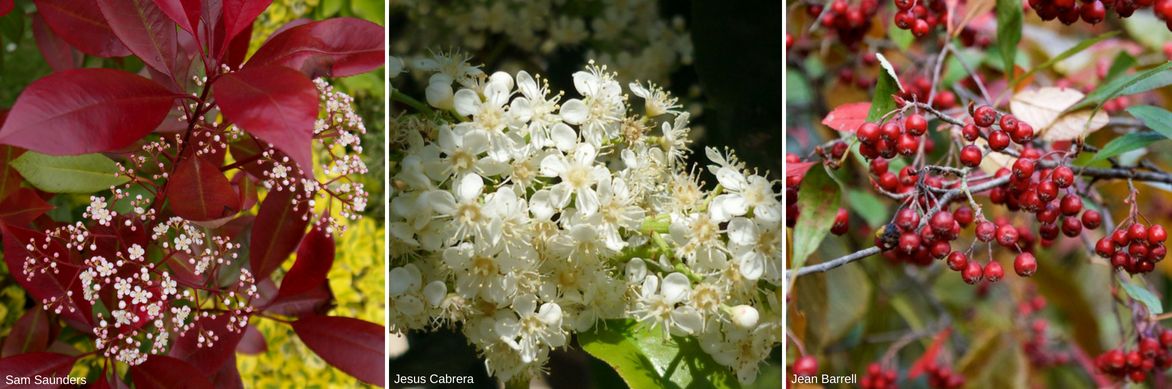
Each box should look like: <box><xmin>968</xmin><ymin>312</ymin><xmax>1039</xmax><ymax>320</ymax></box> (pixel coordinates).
<box><xmin>1073</xmin><ymin>61</ymin><xmax>1172</xmax><ymax>112</ymax></box>
<box><xmin>824</xmin><ymin>264</ymin><xmax>872</xmax><ymax>344</ymax></box>
<box><xmin>790</xmin><ymin>166</ymin><xmax>842</xmax><ymax>275</ymax></box>
<box><xmin>888</xmin><ymin>24</ymin><xmax>913</xmax><ymax>50</ymax></box>
<box><xmin>785</xmin><ymin>67</ymin><xmax>813</xmax><ymax>107</ymax></box>
<box><xmin>847</xmin><ymin>190</ymin><xmax>889</xmax><ymax>228</ymax></box>
<box><xmin>943</xmin><ymin>47</ymin><xmax>985</xmax><ymax>86</ymax></box>
<box><xmin>995</xmin><ymin>0</ymin><xmax>1022</xmax><ymax>74</ymax></box>
<box><xmin>866</xmin><ymin>53</ymin><xmax>901</xmax><ymax>122</ymax></box>
<box><xmin>1128</xmin><ymin>105</ymin><xmax>1172</xmax><ymax>139</ymax></box>
<box><xmin>1083</xmin><ymin>132</ymin><xmax>1165</xmax><ymax>166</ymax></box>
<box><xmin>1122</xmin><ymin>12</ymin><xmax>1172</xmax><ymax>51</ymax></box>
<box><xmin>579</xmin><ymin>320</ymin><xmax>740</xmax><ymax>389</ymax></box>
<box><xmin>1121</xmin><ymin>281</ymin><xmax>1163</xmax><ymax>315</ymax></box>
<box><xmin>0</xmin><ymin>8</ymin><xmax>24</xmax><ymax>43</ymax></box>
<box><xmin>1105</xmin><ymin>51</ymin><xmax>1136</xmax><ymax>82</ymax></box>
<box><xmin>11</xmin><ymin>152</ymin><xmax>128</xmax><ymax>193</ymax></box>
<box><xmin>1013</xmin><ymin>31</ymin><xmax>1119</xmax><ymax>87</ymax></box>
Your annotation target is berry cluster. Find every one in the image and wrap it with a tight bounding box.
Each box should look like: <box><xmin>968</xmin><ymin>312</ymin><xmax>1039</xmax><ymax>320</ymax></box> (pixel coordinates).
<box><xmin>857</xmin><ymin>112</ymin><xmax>934</xmax><ymax>164</ymax></box>
<box><xmin>1096</xmin><ymin>329</ymin><xmax>1172</xmax><ymax>382</ymax></box>
<box><xmin>893</xmin><ymin>0</ymin><xmax>947</xmax><ymax>38</ymax></box>
<box><xmin>877</xmin><ymin>206</ymin><xmax>964</xmax><ymax>267</ymax></box>
<box><xmin>860</xmin><ymin>363</ymin><xmax>899</xmax><ymax>389</ymax></box>
<box><xmin>1030</xmin><ymin>0</ymin><xmax>1172</xmax><ymax>30</ymax></box>
<box><xmin>807</xmin><ymin>0</ymin><xmax>881</xmax><ymax>48</ymax></box>
<box><xmin>1017</xmin><ymin>292</ymin><xmax>1073</xmax><ymax>368</ymax></box>
<box><xmin>922</xmin><ymin>361</ymin><xmax>966</xmax><ymax>388</ymax></box>
<box><xmin>898</xmin><ymin>77</ymin><xmax>959</xmax><ymax>109</ymax></box>
<box><xmin>1094</xmin><ymin>222</ymin><xmax>1168</xmax><ymax>274</ymax></box>
<box><xmin>792</xmin><ymin>355</ymin><xmax>819</xmax><ymax>377</ymax></box>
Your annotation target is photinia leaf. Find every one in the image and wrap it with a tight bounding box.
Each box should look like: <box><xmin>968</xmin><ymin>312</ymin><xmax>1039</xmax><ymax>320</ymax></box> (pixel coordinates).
<box><xmin>263</xmin><ymin>282</ymin><xmax>332</xmax><ymax>318</ymax></box>
<box><xmin>212</xmin><ymin>354</ymin><xmax>244</xmax><ymax>389</ymax></box>
<box><xmin>821</xmin><ymin>102</ymin><xmax>871</xmax><ymax>132</ymax></box>
<box><xmin>790</xmin><ymin>165</ymin><xmax>842</xmax><ymax>278</ymax></box>
<box><xmin>97</xmin><ymin>0</ymin><xmax>178</xmax><ymax>76</ymax></box>
<box><xmin>215</xmin><ymin>66</ymin><xmax>318</xmax><ymax>174</ymax></box>
<box><xmin>235</xmin><ymin>324</ymin><xmax>267</xmax><ymax>355</ymax></box>
<box><xmin>578</xmin><ymin>319</ymin><xmax>739</xmax><ymax>389</ymax></box>
<box><xmin>249</xmin><ymin>188</ymin><xmax>311</xmax><ymax>280</ymax></box>
<box><xmin>0</xmin><ymin>144</ymin><xmax>24</xmax><ymax>201</ymax></box>
<box><xmin>247</xmin><ymin>17</ymin><xmax>386</xmax><ymax>78</ymax></box>
<box><xmin>0</xmin><ymin>188</ymin><xmax>54</xmax><ymax>226</ymax></box>
<box><xmin>31</xmin><ymin>12</ymin><xmax>80</xmax><ymax>72</ymax></box>
<box><xmin>995</xmin><ymin>0</ymin><xmax>1021</xmax><ymax>75</ymax></box>
<box><xmin>166</xmin><ymin>154</ymin><xmax>242</xmax><ymax>221</ymax></box>
<box><xmin>0</xmin><ymin>69</ymin><xmax>178</xmax><ymax>155</ymax></box>
<box><xmin>1013</xmin><ymin>31</ymin><xmax>1119</xmax><ymax>89</ymax></box>
<box><xmin>152</xmin><ymin>0</ymin><xmax>199</xmax><ymax>33</ymax></box>
<box><xmin>0</xmin><ymin>352</ymin><xmax>78</xmax><ymax>384</ymax></box>
<box><xmin>867</xmin><ymin>53</ymin><xmax>901</xmax><ymax>122</ymax></box>
<box><xmin>1127</xmin><ymin>105</ymin><xmax>1172</xmax><ymax>140</ymax></box>
<box><xmin>0</xmin><ymin>0</ymin><xmax>11</xmax><ymax>17</ymax></box>
<box><xmin>11</xmin><ymin>152</ymin><xmax>129</xmax><ymax>193</ymax></box>
<box><xmin>1121</xmin><ymin>281</ymin><xmax>1163</xmax><ymax>315</ymax></box>
<box><xmin>34</xmin><ymin>0</ymin><xmax>130</xmax><ymax>57</ymax></box>
<box><xmin>291</xmin><ymin>315</ymin><xmax>385</xmax><ymax>386</ymax></box>
<box><xmin>278</xmin><ymin>227</ymin><xmax>335</xmax><ymax>298</ymax></box>
<box><xmin>0</xmin><ymin>306</ymin><xmax>50</xmax><ymax>357</ymax></box>
<box><xmin>218</xmin><ymin>0</ymin><xmax>272</xmax><ymax>57</ymax></box>
<box><xmin>224</xmin><ymin>22</ymin><xmax>252</xmax><ymax>69</ymax></box>
<box><xmin>1083</xmin><ymin>132</ymin><xmax>1164</xmax><ymax>166</ymax></box>
<box><xmin>130</xmin><ymin>355</ymin><xmax>213</xmax><ymax>389</ymax></box>
<box><xmin>167</xmin><ymin>314</ymin><xmax>245</xmax><ymax>372</ymax></box>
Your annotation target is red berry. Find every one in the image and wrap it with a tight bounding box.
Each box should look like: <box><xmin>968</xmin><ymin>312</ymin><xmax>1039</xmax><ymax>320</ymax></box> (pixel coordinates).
<box><xmin>1081</xmin><ymin>0</ymin><xmax>1106</xmax><ymax>24</ymax></box>
<box><xmin>954</xmin><ymin>207</ymin><xmax>974</xmax><ymax>227</ymax></box>
<box><xmin>1129</xmin><ymin>223</ymin><xmax>1149</xmax><ymax>242</ymax></box>
<box><xmin>904</xmin><ymin>114</ymin><xmax>928</xmax><ymax>136</ymax></box>
<box><xmin>988</xmin><ymin>130</ymin><xmax>1010</xmax><ymax>151</ymax></box>
<box><xmin>999</xmin><ymin>114</ymin><xmax>1019</xmax><ymax>133</ymax></box>
<box><xmin>881</xmin><ymin>122</ymin><xmax>902</xmax><ymax>141</ymax></box>
<box><xmin>962</xmin><ymin>261</ymin><xmax>983</xmax><ymax>284</ymax></box>
<box><xmin>1037</xmin><ymin>181</ymin><xmax>1058</xmax><ymax>203</ymax></box>
<box><xmin>1150</xmin><ymin>244</ymin><xmax>1166</xmax><ymax>261</ymax></box>
<box><xmin>1158</xmin><ymin>0</ymin><xmax>1172</xmax><ymax>20</ymax></box>
<box><xmin>930</xmin><ymin>211</ymin><xmax>954</xmax><ymax>233</ymax></box>
<box><xmin>1113</xmin><ymin>228</ymin><xmax>1132</xmax><ymax>245</ymax></box>
<box><xmin>899</xmin><ymin>232</ymin><xmax>921</xmax><ymax>253</ymax></box>
<box><xmin>997</xmin><ymin>224</ymin><xmax>1019</xmax><ymax>247</ymax></box>
<box><xmin>858</xmin><ymin>122</ymin><xmax>881</xmax><ymax>144</ymax></box>
<box><xmin>1080</xmin><ymin>210</ymin><xmax>1102</xmax><ymax>230</ymax></box>
<box><xmin>1141</xmin><ymin>337</ymin><xmax>1161</xmax><ymax>357</ymax></box>
<box><xmin>912</xmin><ymin>19</ymin><xmax>930</xmax><ymax>37</ymax></box>
<box><xmin>1012</xmin><ymin>158</ymin><xmax>1035</xmax><ymax>179</ymax></box>
<box><xmin>947</xmin><ymin>251</ymin><xmax>968</xmax><ymax>271</ymax></box>
<box><xmin>832</xmin><ymin>208</ymin><xmax>849</xmax><ymax>235</ymax></box>
<box><xmin>897</xmin><ymin>133</ymin><xmax>919</xmax><ymax>156</ymax></box>
<box><xmin>1011</xmin><ymin>122</ymin><xmax>1035</xmax><ymax>144</ymax></box>
<box><xmin>1160</xmin><ymin>330</ymin><xmax>1172</xmax><ymax>348</ymax></box>
<box><xmin>930</xmin><ymin>241</ymin><xmax>951</xmax><ymax>258</ymax></box>
<box><xmin>794</xmin><ymin>355</ymin><xmax>818</xmax><ymax>376</ymax></box>
<box><xmin>1111</xmin><ymin>252</ymin><xmax>1130</xmax><ymax>268</ymax></box>
<box><xmin>976</xmin><ymin>221</ymin><xmax>996</xmax><ymax>242</ymax></box>
<box><xmin>1095</xmin><ymin>238</ymin><xmax>1115</xmax><ymax>257</ymax></box>
<box><xmin>1059</xmin><ymin>195</ymin><xmax>1082</xmax><ymax>216</ymax></box>
<box><xmin>831</xmin><ymin>142</ymin><xmax>848</xmax><ymax>159</ymax></box>
<box><xmin>960</xmin><ymin>145</ymin><xmax>983</xmax><ymax>167</ymax></box>
<box><xmin>973</xmin><ymin>105</ymin><xmax>997</xmax><ymax>127</ymax></box>
<box><xmin>1015</xmin><ymin>252</ymin><xmax>1038</xmax><ymax>276</ymax></box>
<box><xmin>895</xmin><ymin>208</ymin><xmax>920</xmax><ymax>231</ymax></box>
<box><xmin>894</xmin><ymin>10</ymin><xmax>914</xmax><ymax>29</ymax></box>
<box><xmin>1062</xmin><ymin>216</ymin><xmax>1083</xmax><ymax>237</ymax></box>
<box><xmin>879</xmin><ymin>172</ymin><xmax>899</xmax><ymax>191</ymax></box>
<box><xmin>1052</xmin><ymin>166</ymin><xmax>1074</xmax><ymax>188</ymax></box>
<box><xmin>962</xmin><ymin>123</ymin><xmax>980</xmax><ymax>141</ymax></box>
<box><xmin>983</xmin><ymin>261</ymin><xmax>1004</xmax><ymax>282</ymax></box>
<box><xmin>1149</xmin><ymin>225</ymin><xmax>1167</xmax><ymax>243</ymax></box>
<box><xmin>895</xmin><ymin>0</ymin><xmax>915</xmax><ymax>10</ymax></box>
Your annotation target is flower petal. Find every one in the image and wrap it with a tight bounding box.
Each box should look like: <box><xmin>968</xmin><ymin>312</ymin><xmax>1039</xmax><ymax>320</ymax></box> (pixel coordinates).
<box><xmin>537</xmin><ymin>303</ymin><xmax>562</xmax><ymax>325</ymax></box>
<box><xmin>423</xmin><ymin>281</ymin><xmax>447</xmax><ymax>306</ymax></box>
<box><xmin>661</xmin><ymin>272</ymin><xmax>691</xmax><ymax>303</ymax></box>
<box><xmin>453</xmin><ymin>88</ymin><xmax>481</xmax><ymax>117</ymax></box>
<box><xmin>454</xmin><ymin>173</ymin><xmax>484</xmax><ymax>203</ymax></box>
<box><xmin>560</xmin><ymin>99</ymin><xmax>587</xmax><ymax>124</ymax></box>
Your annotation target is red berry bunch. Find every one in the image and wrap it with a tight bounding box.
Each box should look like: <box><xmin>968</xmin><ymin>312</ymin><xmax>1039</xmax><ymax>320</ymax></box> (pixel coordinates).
<box><xmin>1096</xmin><ymin>329</ymin><xmax>1172</xmax><ymax>383</ymax></box>
<box><xmin>1016</xmin><ymin>293</ymin><xmax>1073</xmax><ymax>368</ymax></box>
<box><xmin>877</xmin><ymin>207</ymin><xmax>962</xmax><ymax>267</ymax></box>
<box><xmin>892</xmin><ymin>0</ymin><xmax>947</xmax><ymax>38</ymax></box>
<box><xmin>858</xmin><ymin>112</ymin><xmax>934</xmax><ymax>164</ymax></box>
<box><xmin>922</xmin><ymin>361</ymin><xmax>966</xmax><ymax>388</ymax></box>
<box><xmin>1030</xmin><ymin>0</ymin><xmax>1172</xmax><ymax>30</ymax></box>
<box><xmin>1095</xmin><ymin>222</ymin><xmax>1168</xmax><ymax>274</ymax></box>
<box><xmin>807</xmin><ymin>0</ymin><xmax>881</xmax><ymax>48</ymax></box>
<box><xmin>897</xmin><ymin>76</ymin><xmax>959</xmax><ymax>109</ymax></box>
<box><xmin>860</xmin><ymin>363</ymin><xmax>899</xmax><ymax>389</ymax></box>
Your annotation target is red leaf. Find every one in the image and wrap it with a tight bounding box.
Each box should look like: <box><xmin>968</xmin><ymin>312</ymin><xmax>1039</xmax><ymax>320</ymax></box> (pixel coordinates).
<box><xmin>219</xmin><ymin>0</ymin><xmax>270</xmax><ymax>56</ymax></box>
<box><xmin>0</xmin><ymin>145</ymin><xmax>25</xmax><ymax>201</ymax></box>
<box><xmin>247</xmin><ymin>18</ymin><xmax>386</xmax><ymax>78</ymax></box>
<box><xmin>152</xmin><ymin>0</ymin><xmax>199</xmax><ymax>33</ymax></box>
<box><xmin>167</xmin><ymin>315</ymin><xmax>244</xmax><ymax>372</ymax></box>
<box><xmin>1</xmin><ymin>306</ymin><xmax>50</xmax><ymax>357</ymax></box>
<box><xmin>0</xmin><ymin>225</ymin><xmax>90</xmax><ymax>327</ymax></box>
<box><xmin>34</xmin><ymin>0</ymin><xmax>130</xmax><ymax>57</ymax></box>
<box><xmin>0</xmin><ymin>0</ymin><xmax>12</xmax><ymax>17</ymax></box>
<box><xmin>786</xmin><ymin>161</ymin><xmax>816</xmax><ymax>180</ymax></box>
<box><xmin>278</xmin><ymin>227</ymin><xmax>335</xmax><ymax>298</ymax></box>
<box><xmin>231</xmin><ymin>171</ymin><xmax>258</xmax><ymax>210</ymax></box>
<box><xmin>0</xmin><ymin>69</ymin><xmax>177</xmax><ymax>155</ymax></box>
<box><xmin>212</xmin><ymin>354</ymin><xmax>244</xmax><ymax>389</ymax></box>
<box><xmin>223</xmin><ymin>22</ymin><xmax>252</xmax><ymax>69</ymax></box>
<box><xmin>166</xmin><ymin>154</ymin><xmax>241</xmax><ymax>221</ymax></box>
<box><xmin>214</xmin><ymin>66</ymin><xmax>317</xmax><ymax>174</ymax></box>
<box><xmin>821</xmin><ymin>102</ymin><xmax>872</xmax><ymax>132</ymax></box>
<box><xmin>97</xmin><ymin>0</ymin><xmax>178</xmax><ymax>76</ymax></box>
<box><xmin>291</xmin><ymin>315</ymin><xmax>384</xmax><ymax>386</ymax></box>
<box><xmin>248</xmin><ymin>188</ymin><xmax>310</xmax><ymax>280</ymax></box>
<box><xmin>0</xmin><ymin>352</ymin><xmax>78</xmax><ymax>387</ymax></box>
<box><xmin>0</xmin><ymin>188</ymin><xmax>54</xmax><ymax>226</ymax></box>
<box><xmin>263</xmin><ymin>282</ymin><xmax>332</xmax><ymax>318</ymax></box>
<box><xmin>31</xmin><ymin>12</ymin><xmax>81</xmax><ymax>72</ymax></box>
<box><xmin>908</xmin><ymin>328</ymin><xmax>952</xmax><ymax>378</ymax></box>
<box><xmin>235</xmin><ymin>324</ymin><xmax>267</xmax><ymax>355</ymax></box>
<box><xmin>130</xmin><ymin>355</ymin><xmax>213</xmax><ymax>389</ymax></box>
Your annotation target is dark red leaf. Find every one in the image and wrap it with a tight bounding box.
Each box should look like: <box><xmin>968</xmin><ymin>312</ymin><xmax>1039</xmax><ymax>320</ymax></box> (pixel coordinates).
<box><xmin>152</xmin><ymin>0</ymin><xmax>199</xmax><ymax>33</ymax></box>
<box><xmin>821</xmin><ymin>102</ymin><xmax>872</xmax><ymax>132</ymax></box>
<box><xmin>235</xmin><ymin>324</ymin><xmax>267</xmax><ymax>355</ymax></box>
<box><xmin>0</xmin><ymin>69</ymin><xmax>178</xmax><ymax>155</ymax></box>
<box><xmin>908</xmin><ymin>328</ymin><xmax>951</xmax><ymax>378</ymax></box>
<box><xmin>212</xmin><ymin>354</ymin><xmax>244</xmax><ymax>389</ymax></box>
<box><xmin>34</xmin><ymin>0</ymin><xmax>130</xmax><ymax>57</ymax></box>
<box><xmin>166</xmin><ymin>154</ymin><xmax>241</xmax><ymax>221</ymax></box>
<box><xmin>0</xmin><ymin>145</ymin><xmax>25</xmax><ymax>201</ymax></box>
<box><xmin>1</xmin><ymin>306</ymin><xmax>50</xmax><ymax>357</ymax></box>
<box><xmin>0</xmin><ymin>0</ymin><xmax>12</xmax><ymax>17</ymax></box>
<box><xmin>97</xmin><ymin>0</ymin><xmax>178</xmax><ymax>76</ymax></box>
<box><xmin>291</xmin><ymin>315</ymin><xmax>384</xmax><ymax>385</ymax></box>
<box><xmin>130</xmin><ymin>355</ymin><xmax>213</xmax><ymax>389</ymax></box>
<box><xmin>167</xmin><ymin>315</ymin><xmax>244</xmax><ymax>372</ymax></box>
<box><xmin>231</xmin><ymin>171</ymin><xmax>258</xmax><ymax>210</ymax></box>
<box><xmin>278</xmin><ymin>227</ymin><xmax>334</xmax><ymax>298</ymax></box>
<box><xmin>214</xmin><ymin>66</ymin><xmax>317</xmax><ymax>174</ymax></box>
<box><xmin>248</xmin><ymin>18</ymin><xmax>385</xmax><ymax>78</ymax></box>
<box><xmin>31</xmin><ymin>12</ymin><xmax>81</xmax><ymax>72</ymax></box>
<box><xmin>248</xmin><ymin>188</ymin><xmax>310</xmax><ymax>280</ymax></box>
<box><xmin>0</xmin><ymin>225</ymin><xmax>90</xmax><ymax>327</ymax></box>
<box><xmin>0</xmin><ymin>352</ymin><xmax>77</xmax><ymax>388</ymax></box>
<box><xmin>223</xmin><ymin>22</ymin><xmax>252</xmax><ymax>69</ymax></box>
<box><xmin>263</xmin><ymin>282</ymin><xmax>332</xmax><ymax>318</ymax></box>
<box><xmin>218</xmin><ymin>0</ymin><xmax>270</xmax><ymax>57</ymax></box>
<box><xmin>0</xmin><ymin>188</ymin><xmax>54</xmax><ymax>226</ymax></box>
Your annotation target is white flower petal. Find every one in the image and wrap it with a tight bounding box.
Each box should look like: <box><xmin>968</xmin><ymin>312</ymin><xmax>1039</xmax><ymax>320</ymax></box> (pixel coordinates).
<box><xmin>661</xmin><ymin>272</ymin><xmax>691</xmax><ymax>304</ymax></box>
<box><xmin>425</xmin><ymin>82</ymin><xmax>454</xmax><ymax>110</ymax></box>
<box><xmin>727</xmin><ymin>217</ymin><xmax>758</xmax><ymax>246</ymax></box>
<box><xmin>425</xmin><ymin>190</ymin><xmax>456</xmax><ymax>214</ymax></box>
<box><xmin>453</xmin><ymin>88</ymin><xmax>481</xmax><ymax>117</ymax></box>
<box><xmin>454</xmin><ymin>173</ymin><xmax>484</xmax><ymax>203</ymax></box>
<box><xmin>729</xmin><ymin>305</ymin><xmax>759</xmax><ymax>329</ymax></box>
<box><xmin>423</xmin><ymin>281</ymin><xmax>447</xmax><ymax>306</ymax></box>
<box><xmin>540</xmin><ymin>154</ymin><xmax>569</xmax><ymax>177</ymax></box>
<box><xmin>560</xmin><ymin>99</ymin><xmax>588</xmax><ymax>124</ymax></box>
<box><xmin>625</xmin><ymin>258</ymin><xmax>648</xmax><ymax>283</ymax></box>
<box><xmin>550</xmin><ymin>123</ymin><xmax>578</xmax><ymax>151</ymax></box>
<box><xmin>738</xmin><ymin>252</ymin><xmax>765</xmax><ymax>281</ymax></box>
<box><xmin>537</xmin><ymin>303</ymin><xmax>562</xmax><ymax>325</ymax></box>
<box><xmin>670</xmin><ymin>306</ymin><xmax>702</xmax><ymax>334</ymax></box>
<box><xmin>576</xmin><ymin>188</ymin><xmax>600</xmax><ymax>215</ymax></box>
<box><xmin>716</xmin><ymin>166</ymin><xmax>748</xmax><ymax>191</ymax></box>
<box><xmin>516</xmin><ymin>71</ymin><xmax>539</xmax><ymax>98</ymax></box>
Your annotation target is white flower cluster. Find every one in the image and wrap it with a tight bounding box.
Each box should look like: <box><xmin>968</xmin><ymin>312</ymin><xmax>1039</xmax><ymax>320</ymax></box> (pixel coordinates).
<box><xmin>391</xmin><ymin>0</ymin><xmax>693</xmax><ymax>86</ymax></box>
<box><xmin>390</xmin><ymin>53</ymin><xmax>782</xmax><ymax>384</ymax></box>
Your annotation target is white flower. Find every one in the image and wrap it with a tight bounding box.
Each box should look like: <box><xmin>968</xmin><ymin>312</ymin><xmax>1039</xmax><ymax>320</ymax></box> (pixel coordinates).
<box><xmin>670</xmin><ymin>212</ymin><xmax>728</xmax><ymax>272</ymax></box>
<box><xmin>426</xmin><ymin>73</ymin><xmax>456</xmax><ymax>110</ymax></box>
<box><xmin>494</xmin><ymin>295</ymin><xmax>566</xmax><ymax>363</ymax></box>
<box><xmin>509</xmin><ymin>71</ymin><xmax>563</xmax><ymax>148</ymax></box>
<box><xmin>633</xmin><ymin>273</ymin><xmax>702</xmax><ymax>337</ymax></box>
<box><xmin>127</xmin><ymin>244</ymin><xmax>145</xmax><ymax>261</ymax></box>
<box><xmin>426</xmin><ymin>173</ymin><xmax>489</xmax><ymax>243</ymax></box>
<box><xmin>86</xmin><ymin>196</ymin><xmax>114</xmax><ymax>226</ymax></box>
<box><xmin>729</xmin><ymin>305</ymin><xmax>759</xmax><ymax>329</ymax></box>
<box><xmin>559</xmin><ymin>63</ymin><xmax>625</xmax><ymax>146</ymax></box>
<box><xmin>586</xmin><ymin>175</ymin><xmax>644</xmax><ymax>251</ymax></box>
<box><xmin>540</xmin><ymin>143</ymin><xmax>608</xmax><ymax>215</ymax></box>
<box><xmin>453</xmin><ymin>73</ymin><xmax>523</xmax><ymax>161</ymax></box>
<box><xmin>389</xmin><ymin>56</ymin><xmax>405</xmax><ymax>78</ymax></box>
<box><xmin>629</xmin><ymin>81</ymin><xmax>680</xmax><ymax>117</ymax></box>
<box><xmin>726</xmin><ymin>217</ymin><xmax>766</xmax><ymax>281</ymax></box>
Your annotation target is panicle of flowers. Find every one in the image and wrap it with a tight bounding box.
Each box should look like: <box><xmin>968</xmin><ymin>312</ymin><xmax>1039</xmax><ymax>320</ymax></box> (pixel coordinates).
<box><xmin>390</xmin><ymin>59</ymin><xmax>782</xmax><ymax>384</ymax></box>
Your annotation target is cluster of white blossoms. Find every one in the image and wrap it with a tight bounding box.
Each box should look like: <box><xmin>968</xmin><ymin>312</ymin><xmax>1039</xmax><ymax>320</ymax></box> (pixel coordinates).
<box><xmin>391</xmin><ymin>0</ymin><xmax>693</xmax><ymax>86</ymax></box>
<box><xmin>390</xmin><ymin>53</ymin><xmax>782</xmax><ymax>384</ymax></box>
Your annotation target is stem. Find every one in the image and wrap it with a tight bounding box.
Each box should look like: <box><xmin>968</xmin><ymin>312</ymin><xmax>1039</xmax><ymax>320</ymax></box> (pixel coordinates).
<box><xmin>390</xmin><ymin>90</ymin><xmax>435</xmax><ymax>115</ymax></box>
